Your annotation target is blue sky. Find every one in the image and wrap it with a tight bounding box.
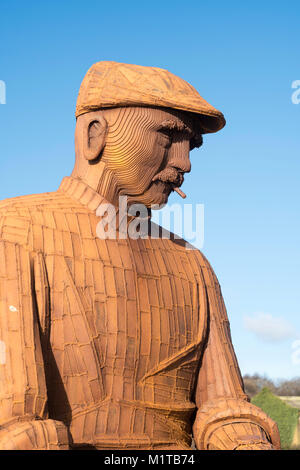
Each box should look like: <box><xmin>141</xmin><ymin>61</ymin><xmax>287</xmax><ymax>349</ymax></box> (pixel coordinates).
<box><xmin>0</xmin><ymin>0</ymin><xmax>299</xmax><ymax>380</ymax></box>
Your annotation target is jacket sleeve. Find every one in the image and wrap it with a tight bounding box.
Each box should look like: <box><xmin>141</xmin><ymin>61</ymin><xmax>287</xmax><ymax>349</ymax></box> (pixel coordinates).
<box><xmin>192</xmin><ymin>252</ymin><xmax>280</xmax><ymax>450</ymax></box>
<box><xmin>0</xmin><ymin>238</ymin><xmax>69</xmax><ymax>449</ymax></box>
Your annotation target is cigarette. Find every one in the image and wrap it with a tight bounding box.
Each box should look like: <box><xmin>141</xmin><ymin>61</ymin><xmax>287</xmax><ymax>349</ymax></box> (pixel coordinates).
<box><xmin>174</xmin><ymin>187</ymin><xmax>186</xmax><ymax>199</ymax></box>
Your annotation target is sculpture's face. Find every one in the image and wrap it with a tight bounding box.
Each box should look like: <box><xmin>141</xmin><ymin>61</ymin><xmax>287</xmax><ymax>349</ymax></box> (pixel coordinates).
<box><xmin>89</xmin><ymin>107</ymin><xmax>202</xmax><ymax>207</ymax></box>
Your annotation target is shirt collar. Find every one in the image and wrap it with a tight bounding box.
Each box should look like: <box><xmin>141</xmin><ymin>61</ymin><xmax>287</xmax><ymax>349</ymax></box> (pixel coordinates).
<box><xmin>59</xmin><ymin>176</ymin><xmax>108</xmax><ymax>212</ymax></box>
<box><xmin>58</xmin><ymin>176</ymin><xmax>151</xmax><ymax>234</ymax></box>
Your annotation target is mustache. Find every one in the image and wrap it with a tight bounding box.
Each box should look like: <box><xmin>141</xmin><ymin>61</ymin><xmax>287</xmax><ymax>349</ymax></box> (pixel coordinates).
<box><xmin>152</xmin><ymin>167</ymin><xmax>184</xmax><ymax>186</ymax></box>
<box><xmin>152</xmin><ymin>167</ymin><xmax>186</xmax><ymax>199</ymax></box>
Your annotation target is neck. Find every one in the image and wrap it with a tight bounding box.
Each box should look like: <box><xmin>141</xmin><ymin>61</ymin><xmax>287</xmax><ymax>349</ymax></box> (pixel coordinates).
<box><xmin>59</xmin><ymin>175</ymin><xmax>152</xmax><ymax>235</ymax></box>
<box><xmin>71</xmin><ymin>160</ymin><xmax>120</xmax><ymax>208</ymax></box>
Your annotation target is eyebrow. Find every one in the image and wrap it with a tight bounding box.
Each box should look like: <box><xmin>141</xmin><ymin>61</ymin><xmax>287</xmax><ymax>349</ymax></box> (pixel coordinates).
<box><xmin>158</xmin><ymin>119</ymin><xmax>194</xmax><ymax>137</ymax></box>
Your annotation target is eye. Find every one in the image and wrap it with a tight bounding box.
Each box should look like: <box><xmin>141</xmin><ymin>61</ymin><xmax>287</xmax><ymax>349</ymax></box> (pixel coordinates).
<box><xmin>158</xmin><ymin>129</ymin><xmax>173</xmax><ymax>147</ymax></box>
<box><xmin>190</xmin><ymin>134</ymin><xmax>203</xmax><ymax>151</ymax></box>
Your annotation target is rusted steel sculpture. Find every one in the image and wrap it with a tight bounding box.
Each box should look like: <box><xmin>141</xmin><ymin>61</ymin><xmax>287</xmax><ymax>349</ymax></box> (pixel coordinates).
<box><xmin>0</xmin><ymin>62</ymin><xmax>280</xmax><ymax>450</ymax></box>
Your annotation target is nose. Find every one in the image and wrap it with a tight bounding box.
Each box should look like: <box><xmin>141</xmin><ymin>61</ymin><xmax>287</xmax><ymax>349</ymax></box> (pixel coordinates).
<box><xmin>167</xmin><ymin>139</ymin><xmax>191</xmax><ymax>174</ymax></box>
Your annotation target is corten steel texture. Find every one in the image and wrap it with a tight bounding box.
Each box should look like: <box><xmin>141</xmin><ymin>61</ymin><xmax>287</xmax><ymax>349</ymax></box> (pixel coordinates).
<box><xmin>0</xmin><ymin>62</ymin><xmax>280</xmax><ymax>450</ymax></box>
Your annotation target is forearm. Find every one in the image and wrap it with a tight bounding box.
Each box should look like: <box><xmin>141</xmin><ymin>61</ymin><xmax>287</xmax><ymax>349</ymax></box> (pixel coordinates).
<box><xmin>202</xmin><ymin>421</ymin><xmax>274</xmax><ymax>450</ymax></box>
<box><xmin>0</xmin><ymin>418</ymin><xmax>70</xmax><ymax>450</ymax></box>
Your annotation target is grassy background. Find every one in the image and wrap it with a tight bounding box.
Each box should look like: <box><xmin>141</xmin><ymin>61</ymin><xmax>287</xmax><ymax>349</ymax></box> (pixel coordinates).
<box><xmin>252</xmin><ymin>387</ymin><xmax>299</xmax><ymax>449</ymax></box>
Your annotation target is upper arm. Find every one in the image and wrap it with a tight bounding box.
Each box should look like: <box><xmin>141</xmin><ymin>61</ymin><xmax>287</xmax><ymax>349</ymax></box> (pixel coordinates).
<box><xmin>193</xmin><ymin>251</ymin><xmax>247</xmax><ymax>408</ymax></box>
<box><xmin>0</xmin><ymin>239</ymin><xmax>47</xmax><ymax>423</ymax></box>
<box><xmin>191</xmin><ymin>252</ymin><xmax>281</xmax><ymax>449</ymax></box>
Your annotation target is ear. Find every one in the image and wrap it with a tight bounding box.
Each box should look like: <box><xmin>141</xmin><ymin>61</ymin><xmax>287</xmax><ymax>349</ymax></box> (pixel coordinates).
<box><xmin>82</xmin><ymin>114</ymin><xmax>108</xmax><ymax>162</ymax></box>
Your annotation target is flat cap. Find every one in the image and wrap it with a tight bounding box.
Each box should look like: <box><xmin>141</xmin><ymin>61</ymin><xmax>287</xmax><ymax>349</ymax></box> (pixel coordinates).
<box><xmin>76</xmin><ymin>61</ymin><xmax>225</xmax><ymax>134</ymax></box>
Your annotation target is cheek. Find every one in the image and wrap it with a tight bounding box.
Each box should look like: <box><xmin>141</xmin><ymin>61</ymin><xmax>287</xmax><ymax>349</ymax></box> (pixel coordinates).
<box><xmin>108</xmin><ymin>131</ymin><xmax>166</xmax><ymax>186</ymax></box>
<box><xmin>139</xmin><ymin>133</ymin><xmax>167</xmax><ymax>173</ymax></box>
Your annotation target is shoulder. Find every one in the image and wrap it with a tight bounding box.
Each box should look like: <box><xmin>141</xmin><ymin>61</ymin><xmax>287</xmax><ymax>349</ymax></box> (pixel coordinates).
<box><xmin>0</xmin><ymin>190</ymin><xmax>75</xmax><ymax>246</ymax></box>
<box><xmin>154</xmin><ymin>221</ymin><xmax>215</xmax><ymax>270</ymax></box>
<box><xmin>150</xmin><ymin>220</ymin><xmax>220</xmax><ymax>285</ymax></box>
<box><xmin>0</xmin><ymin>195</ymin><xmax>31</xmax><ymax>246</ymax></box>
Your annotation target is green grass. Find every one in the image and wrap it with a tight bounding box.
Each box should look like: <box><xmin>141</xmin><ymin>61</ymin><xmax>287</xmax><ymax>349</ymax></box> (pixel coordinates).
<box><xmin>251</xmin><ymin>387</ymin><xmax>299</xmax><ymax>449</ymax></box>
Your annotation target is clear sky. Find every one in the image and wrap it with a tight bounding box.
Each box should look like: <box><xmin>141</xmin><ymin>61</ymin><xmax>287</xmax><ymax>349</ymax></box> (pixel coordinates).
<box><xmin>0</xmin><ymin>0</ymin><xmax>299</xmax><ymax>380</ymax></box>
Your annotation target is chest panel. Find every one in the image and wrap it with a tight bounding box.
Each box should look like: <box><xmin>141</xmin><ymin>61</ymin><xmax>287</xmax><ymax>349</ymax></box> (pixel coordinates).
<box><xmin>45</xmin><ymin>235</ymin><xmax>207</xmax><ymax>417</ymax></box>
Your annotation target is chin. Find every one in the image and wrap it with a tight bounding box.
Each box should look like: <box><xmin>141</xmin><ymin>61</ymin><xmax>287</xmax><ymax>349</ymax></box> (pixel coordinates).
<box><xmin>125</xmin><ymin>181</ymin><xmax>171</xmax><ymax>208</ymax></box>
